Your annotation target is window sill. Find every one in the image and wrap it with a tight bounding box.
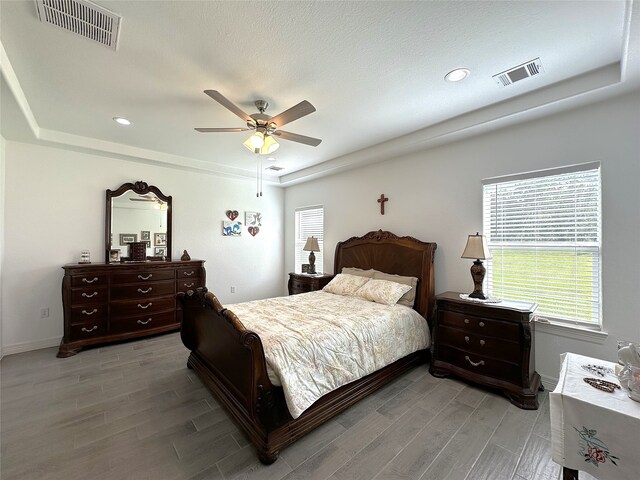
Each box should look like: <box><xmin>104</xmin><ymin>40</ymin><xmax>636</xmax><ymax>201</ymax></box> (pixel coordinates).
<box><xmin>534</xmin><ymin>319</ymin><xmax>608</xmax><ymax>344</ymax></box>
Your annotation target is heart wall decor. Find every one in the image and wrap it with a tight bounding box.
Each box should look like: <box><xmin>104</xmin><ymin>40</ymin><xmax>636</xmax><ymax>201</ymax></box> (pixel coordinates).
<box><xmin>225</xmin><ymin>210</ymin><xmax>239</xmax><ymax>221</ymax></box>
<box><xmin>248</xmin><ymin>226</ymin><xmax>260</xmax><ymax>237</ymax></box>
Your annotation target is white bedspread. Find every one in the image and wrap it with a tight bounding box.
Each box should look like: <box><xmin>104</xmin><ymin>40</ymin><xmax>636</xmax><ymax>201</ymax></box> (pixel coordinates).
<box><xmin>226</xmin><ymin>291</ymin><xmax>430</xmax><ymax>418</ymax></box>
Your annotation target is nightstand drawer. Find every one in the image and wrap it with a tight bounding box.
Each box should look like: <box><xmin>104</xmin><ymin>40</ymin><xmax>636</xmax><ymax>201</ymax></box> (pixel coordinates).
<box><xmin>438</xmin><ymin>344</ymin><xmax>521</xmax><ymax>385</ymax></box>
<box><xmin>438</xmin><ymin>325</ymin><xmax>521</xmax><ymax>363</ymax></box>
<box><xmin>290</xmin><ymin>278</ymin><xmax>309</xmax><ymax>293</ymax></box>
<box><xmin>439</xmin><ymin>310</ymin><xmax>520</xmax><ymax>341</ymax></box>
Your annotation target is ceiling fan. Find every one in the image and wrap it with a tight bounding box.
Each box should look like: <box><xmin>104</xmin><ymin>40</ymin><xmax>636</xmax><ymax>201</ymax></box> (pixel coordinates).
<box><xmin>195</xmin><ymin>90</ymin><xmax>322</xmax><ymax>154</ymax></box>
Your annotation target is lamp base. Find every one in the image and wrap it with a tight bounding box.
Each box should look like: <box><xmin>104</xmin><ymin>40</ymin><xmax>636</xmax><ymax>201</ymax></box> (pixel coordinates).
<box><xmin>468</xmin><ymin>259</ymin><xmax>487</xmax><ymax>299</ymax></box>
<box><xmin>308</xmin><ymin>251</ymin><xmax>316</xmax><ymax>275</ymax></box>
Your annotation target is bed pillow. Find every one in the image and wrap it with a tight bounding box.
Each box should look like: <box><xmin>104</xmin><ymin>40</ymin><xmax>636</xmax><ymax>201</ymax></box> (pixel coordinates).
<box><xmin>372</xmin><ymin>271</ymin><xmax>419</xmax><ymax>308</ymax></box>
<box><xmin>341</xmin><ymin>267</ymin><xmax>376</xmax><ymax>278</ymax></box>
<box><xmin>322</xmin><ymin>273</ymin><xmax>371</xmax><ymax>296</ymax></box>
<box><xmin>353</xmin><ymin>279</ymin><xmax>412</xmax><ymax>306</ymax></box>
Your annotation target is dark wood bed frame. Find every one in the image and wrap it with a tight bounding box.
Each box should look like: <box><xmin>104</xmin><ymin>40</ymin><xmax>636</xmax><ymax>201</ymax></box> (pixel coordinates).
<box><xmin>179</xmin><ymin>230</ymin><xmax>437</xmax><ymax>464</ymax></box>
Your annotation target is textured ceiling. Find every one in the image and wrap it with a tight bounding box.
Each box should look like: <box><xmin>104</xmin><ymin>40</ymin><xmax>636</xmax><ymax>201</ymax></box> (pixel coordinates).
<box><xmin>0</xmin><ymin>1</ymin><xmax>636</xmax><ymax>183</ymax></box>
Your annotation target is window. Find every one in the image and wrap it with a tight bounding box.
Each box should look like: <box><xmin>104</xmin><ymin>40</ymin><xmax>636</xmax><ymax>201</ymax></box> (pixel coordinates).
<box><xmin>483</xmin><ymin>162</ymin><xmax>601</xmax><ymax>328</ymax></box>
<box><xmin>295</xmin><ymin>206</ymin><xmax>324</xmax><ymax>273</ymax></box>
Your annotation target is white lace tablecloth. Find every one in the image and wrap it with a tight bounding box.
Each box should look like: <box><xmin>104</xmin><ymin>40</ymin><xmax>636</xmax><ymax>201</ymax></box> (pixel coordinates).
<box><xmin>550</xmin><ymin>352</ymin><xmax>640</xmax><ymax>479</ymax></box>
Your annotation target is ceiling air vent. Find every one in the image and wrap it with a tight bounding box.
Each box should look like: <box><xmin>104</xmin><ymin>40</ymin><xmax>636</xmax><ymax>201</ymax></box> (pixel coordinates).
<box><xmin>265</xmin><ymin>165</ymin><xmax>284</xmax><ymax>172</ymax></box>
<box><xmin>493</xmin><ymin>58</ymin><xmax>544</xmax><ymax>87</ymax></box>
<box><xmin>35</xmin><ymin>0</ymin><xmax>122</xmax><ymax>50</ymax></box>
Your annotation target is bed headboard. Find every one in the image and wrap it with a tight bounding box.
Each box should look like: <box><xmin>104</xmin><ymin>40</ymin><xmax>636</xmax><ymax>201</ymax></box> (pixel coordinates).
<box><xmin>334</xmin><ymin>230</ymin><xmax>437</xmax><ymax>323</ymax></box>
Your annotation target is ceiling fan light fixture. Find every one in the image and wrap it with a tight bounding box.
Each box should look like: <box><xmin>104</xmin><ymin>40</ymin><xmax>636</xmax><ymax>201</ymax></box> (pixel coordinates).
<box><xmin>250</xmin><ymin>131</ymin><xmax>265</xmax><ymax>148</ymax></box>
<box><xmin>263</xmin><ymin>135</ymin><xmax>279</xmax><ymax>154</ymax></box>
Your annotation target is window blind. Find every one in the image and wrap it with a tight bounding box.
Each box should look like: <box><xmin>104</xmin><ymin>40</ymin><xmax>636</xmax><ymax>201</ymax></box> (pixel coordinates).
<box><xmin>295</xmin><ymin>206</ymin><xmax>324</xmax><ymax>273</ymax></box>
<box><xmin>483</xmin><ymin>163</ymin><xmax>601</xmax><ymax>327</ymax></box>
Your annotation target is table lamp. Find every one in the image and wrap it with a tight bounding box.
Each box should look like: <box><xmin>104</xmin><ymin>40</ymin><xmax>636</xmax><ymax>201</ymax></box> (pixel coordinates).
<box><xmin>303</xmin><ymin>236</ymin><xmax>320</xmax><ymax>274</ymax></box>
<box><xmin>461</xmin><ymin>232</ymin><xmax>491</xmax><ymax>299</ymax></box>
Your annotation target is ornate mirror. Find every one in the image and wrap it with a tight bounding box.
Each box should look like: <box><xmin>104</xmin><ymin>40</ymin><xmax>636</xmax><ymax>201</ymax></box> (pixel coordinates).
<box><xmin>105</xmin><ymin>181</ymin><xmax>172</xmax><ymax>263</ymax></box>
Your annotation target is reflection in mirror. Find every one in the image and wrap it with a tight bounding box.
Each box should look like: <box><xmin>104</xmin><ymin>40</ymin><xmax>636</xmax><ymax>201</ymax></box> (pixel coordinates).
<box><xmin>105</xmin><ymin>181</ymin><xmax>172</xmax><ymax>263</ymax></box>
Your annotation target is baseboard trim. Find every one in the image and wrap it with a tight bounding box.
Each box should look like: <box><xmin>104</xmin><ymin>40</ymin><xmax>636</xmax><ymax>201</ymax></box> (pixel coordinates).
<box><xmin>2</xmin><ymin>336</ymin><xmax>61</xmax><ymax>356</ymax></box>
<box><xmin>540</xmin><ymin>373</ymin><xmax>558</xmax><ymax>391</ymax></box>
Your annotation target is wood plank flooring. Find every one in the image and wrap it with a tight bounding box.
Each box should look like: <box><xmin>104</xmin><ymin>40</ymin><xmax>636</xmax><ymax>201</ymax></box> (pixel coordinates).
<box><xmin>1</xmin><ymin>333</ymin><xmax>593</xmax><ymax>480</ymax></box>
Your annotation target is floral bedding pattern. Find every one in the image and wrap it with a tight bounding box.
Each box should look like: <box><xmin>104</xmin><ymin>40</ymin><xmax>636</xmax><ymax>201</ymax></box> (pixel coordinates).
<box><xmin>227</xmin><ymin>291</ymin><xmax>430</xmax><ymax>418</ymax></box>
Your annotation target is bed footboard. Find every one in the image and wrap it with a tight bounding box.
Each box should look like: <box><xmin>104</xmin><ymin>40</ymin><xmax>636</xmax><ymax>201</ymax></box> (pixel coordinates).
<box><xmin>179</xmin><ymin>288</ymin><xmax>286</xmax><ymax>463</ymax></box>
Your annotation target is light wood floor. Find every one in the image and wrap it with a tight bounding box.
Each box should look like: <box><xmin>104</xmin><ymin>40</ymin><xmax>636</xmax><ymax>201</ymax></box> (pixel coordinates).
<box><xmin>1</xmin><ymin>333</ymin><xmax>593</xmax><ymax>480</ymax></box>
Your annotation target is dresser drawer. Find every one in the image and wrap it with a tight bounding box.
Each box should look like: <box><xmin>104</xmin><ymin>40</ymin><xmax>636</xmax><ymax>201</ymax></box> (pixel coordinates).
<box><xmin>438</xmin><ymin>344</ymin><xmax>521</xmax><ymax>385</ymax></box>
<box><xmin>71</xmin><ymin>274</ymin><xmax>107</xmax><ymax>287</ymax></box>
<box><xmin>69</xmin><ymin>320</ymin><xmax>107</xmax><ymax>341</ymax></box>
<box><xmin>110</xmin><ymin>296</ymin><xmax>176</xmax><ymax>317</ymax></box>
<box><xmin>109</xmin><ymin>311</ymin><xmax>176</xmax><ymax>335</ymax></box>
<box><xmin>176</xmin><ymin>278</ymin><xmax>202</xmax><ymax>292</ymax></box>
<box><xmin>70</xmin><ymin>287</ymin><xmax>108</xmax><ymax>305</ymax></box>
<box><xmin>439</xmin><ymin>310</ymin><xmax>520</xmax><ymax>341</ymax></box>
<box><xmin>177</xmin><ymin>268</ymin><xmax>201</xmax><ymax>279</ymax></box>
<box><xmin>438</xmin><ymin>325</ymin><xmax>521</xmax><ymax>363</ymax></box>
<box><xmin>111</xmin><ymin>280</ymin><xmax>175</xmax><ymax>300</ymax></box>
<box><xmin>70</xmin><ymin>305</ymin><xmax>107</xmax><ymax>323</ymax></box>
<box><xmin>111</xmin><ymin>270</ymin><xmax>175</xmax><ymax>284</ymax></box>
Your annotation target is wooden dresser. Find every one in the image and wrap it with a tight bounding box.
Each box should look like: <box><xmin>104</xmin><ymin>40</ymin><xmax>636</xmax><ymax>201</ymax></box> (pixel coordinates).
<box><xmin>59</xmin><ymin>260</ymin><xmax>205</xmax><ymax>357</ymax></box>
<box><xmin>288</xmin><ymin>272</ymin><xmax>334</xmax><ymax>295</ymax></box>
<box><xmin>430</xmin><ymin>291</ymin><xmax>541</xmax><ymax>409</ymax></box>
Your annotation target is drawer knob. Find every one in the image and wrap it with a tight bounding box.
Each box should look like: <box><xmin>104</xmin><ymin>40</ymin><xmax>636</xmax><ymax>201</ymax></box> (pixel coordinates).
<box><xmin>480</xmin><ymin>339</ymin><xmax>486</xmax><ymax>347</ymax></box>
<box><xmin>82</xmin><ymin>277</ymin><xmax>98</xmax><ymax>284</ymax></box>
<box><xmin>479</xmin><ymin>321</ymin><xmax>485</xmax><ymax>327</ymax></box>
<box><xmin>81</xmin><ymin>325</ymin><xmax>98</xmax><ymax>333</ymax></box>
<box><xmin>137</xmin><ymin>287</ymin><xmax>153</xmax><ymax>294</ymax></box>
<box><xmin>464</xmin><ymin>318</ymin><xmax>470</xmax><ymax>324</ymax></box>
<box><xmin>138</xmin><ymin>274</ymin><xmax>153</xmax><ymax>280</ymax></box>
<box><xmin>82</xmin><ymin>291</ymin><xmax>98</xmax><ymax>298</ymax></box>
<box><xmin>81</xmin><ymin>309</ymin><xmax>98</xmax><ymax>316</ymax></box>
<box><xmin>184</xmin><ymin>283</ymin><xmax>195</xmax><ymax>288</ymax></box>
<box><xmin>464</xmin><ymin>336</ymin><xmax>470</xmax><ymax>344</ymax></box>
<box><xmin>465</xmin><ymin>355</ymin><xmax>485</xmax><ymax>367</ymax></box>
<box><xmin>137</xmin><ymin>318</ymin><xmax>152</xmax><ymax>325</ymax></box>
<box><xmin>137</xmin><ymin>302</ymin><xmax>153</xmax><ymax>309</ymax></box>
<box><xmin>183</xmin><ymin>271</ymin><xmax>194</xmax><ymax>276</ymax></box>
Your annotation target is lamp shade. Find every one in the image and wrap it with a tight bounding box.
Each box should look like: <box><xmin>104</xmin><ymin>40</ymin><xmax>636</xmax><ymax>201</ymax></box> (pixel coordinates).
<box><xmin>243</xmin><ymin>134</ymin><xmax>279</xmax><ymax>155</ymax></box>
<box><xmin>303</xmin><ymin>236</ymin><xmax>320</xmax><ymax>252</ymax></box>
<box><xmin>461</xmin><ymin>232</ymin><xmax>491</xmax><ymax>260</ymax></box>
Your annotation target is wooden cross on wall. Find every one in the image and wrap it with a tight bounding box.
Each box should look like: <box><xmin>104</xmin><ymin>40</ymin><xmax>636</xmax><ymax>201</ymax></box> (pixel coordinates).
<box><xmin>378</xmin><ymin>194</ymin><xmax>389</xmax><ymax>215</ymax></box>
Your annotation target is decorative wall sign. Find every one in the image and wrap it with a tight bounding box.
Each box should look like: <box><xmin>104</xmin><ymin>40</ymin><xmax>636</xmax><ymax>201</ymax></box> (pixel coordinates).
<box><xmin>226</xmin><ymin>210</ymin><xmax>239</xmax><ymax>221</ymax></box>
<box><xmin>119</xmin><ymin>233</ymin><xmax>137</xmax><ymax>244</ymax></box>
<box><xmin>222</xmin><ymin>221</ymin><xmax>242</xmax><ymax>236</ymax></box>
<box><xmin>248</xmin><ymin>226</ymin><xmax>260</xmax><ymax>237</ymax></box>
<box><xmin>245</xmin><ymin>211</ymin><xmax>262</xmax><ymax>226</ymax></box>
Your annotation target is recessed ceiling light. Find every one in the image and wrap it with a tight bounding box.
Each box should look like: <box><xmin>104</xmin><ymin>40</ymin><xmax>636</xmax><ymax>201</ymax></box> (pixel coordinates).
<box><xmin>445</xmin><ymin>68</ymin><xmax>470</xmax><ymax>82</ymax></box>
<box><xmin>267</xmin><ymin>157</ymin><xmax>277</xmax><ymax>162</ymax></box>
<box><xmin>113</xmin><ymin>116</ymin><xmax>131</xmax><ymax>126</ymax></box>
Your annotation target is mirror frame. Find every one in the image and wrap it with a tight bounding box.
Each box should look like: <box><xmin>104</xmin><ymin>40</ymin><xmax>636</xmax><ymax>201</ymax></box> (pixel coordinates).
<box><xmin>105</xmin><ymin>181</ymin><xmax>172</xmax><ymax>263</ymax></box>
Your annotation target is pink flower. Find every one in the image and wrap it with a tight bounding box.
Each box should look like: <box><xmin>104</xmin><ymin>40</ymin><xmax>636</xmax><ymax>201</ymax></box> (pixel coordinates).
<box><xmin>588</xmin><ymin>447</ymin><xmax>606</xmax><ymax>463</ymax></box>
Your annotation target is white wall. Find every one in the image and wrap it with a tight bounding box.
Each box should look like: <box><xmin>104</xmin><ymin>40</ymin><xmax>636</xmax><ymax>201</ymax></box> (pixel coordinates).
<box><xmin>2</xmin><ymin>141</ymin><xmax>284</xmax><ymax>353</ymax></box>
<box><xmin>284</xmin><ymin>90</ymin><xmax>640</xmax><ymax>384</ymax></box>
<box><xmin>0</xmin><ymin>134</ymin><xmax>5</xmax><ymax>359</ymax></box>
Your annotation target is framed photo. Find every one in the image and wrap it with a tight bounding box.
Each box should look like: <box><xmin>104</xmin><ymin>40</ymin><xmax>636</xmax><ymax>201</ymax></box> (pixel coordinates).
<box><xmin>245</xmin><ymin>211</ymin><xmax>262</xmax><ymax>226</ymax></box>
<box><xmin>119</xmin><ymin>233</ymin><xmax>137</xmax><ymax>244</ymax></box>
<box><xmin>222</xmin><ymin>221</ymin><xmax>242</xmax><ymax>236</ymax></box>
<box><xmin>109</xmin><ymin>249</ymin><xmax>121</xmax><ymax>263</ymax></box>
<box><xmin>154</xmin><ymin>247</ymin><xmax>167</xmax><ymax>256</ymax></box>
<box><xmin>143</xmin><ymin>240</ymin><xmax>151</xmax><ymax>248</ymax></box>
<box><xmin>301</xmin><ymin>264</ymin><xmax>310</xmax><ymax>273</ymax></box>
<box><xmin>141</xmin><ymin>231</ymin><xmax>151</xmax><ymax>241</ymax></box>
<box><xmin>154</xmin><ymin>233</ymin><xmax>167</xmax><ymax>246</ymax></box>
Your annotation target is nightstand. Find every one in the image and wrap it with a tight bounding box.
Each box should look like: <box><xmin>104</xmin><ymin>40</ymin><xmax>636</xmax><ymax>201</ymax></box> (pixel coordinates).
<box><xmin>430</xmin><ymin>291</ymin><xmax>542</xmax><ymax>409</ymax></box>
<box><xmin>288</xmin><ymin>273</ymin><xmax>334</xmax><ymax>295</ymax></box>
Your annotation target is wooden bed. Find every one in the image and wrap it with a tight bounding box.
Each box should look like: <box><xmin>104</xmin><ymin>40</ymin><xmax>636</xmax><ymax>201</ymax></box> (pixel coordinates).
<box><xmin>179</xmin><ymin>230</ymin><xmax>437</xmax><ymax>464</ymax></box>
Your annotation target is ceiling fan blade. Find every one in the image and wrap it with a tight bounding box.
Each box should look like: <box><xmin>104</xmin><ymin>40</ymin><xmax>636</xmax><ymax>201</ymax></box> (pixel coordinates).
<box><xmin>269</xmin><ymin>101</ymin><xmax>316</xmax><ymax>128</ymax></box>
<box><xmin>273</xmin><ymin>130</ymin><xmax>322</xmax><ymax>147</ymax></box>
<box><xmin>194</xmin><ymin>127</ymin><xmax>250</xmax><ymax>133</ymax></box>
<box><xmin>204</xmin><ymin>90</ymin><xmax>252</xmax><ymax>123</ymax></box>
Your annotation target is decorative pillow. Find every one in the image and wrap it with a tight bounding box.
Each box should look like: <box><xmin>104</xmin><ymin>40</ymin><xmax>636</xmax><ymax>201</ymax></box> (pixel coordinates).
<box><xmin>322</xmin><ymin>273</ymin><xmax>371</xmax><ymax>296</ymax></box>
<box><xmin>341</xmin><ymin>267</ymin><xmax>375</xmax><ymax>278</ymax></box>
<box><xmin>372</xmin><ymin>271</ymin><xmax>419</xmax><ymax>308</ymax></box>
<box><xmin>353</xmin><ymin>279</ymin><xmax>412</xmax><ymax>306</ymax></box>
